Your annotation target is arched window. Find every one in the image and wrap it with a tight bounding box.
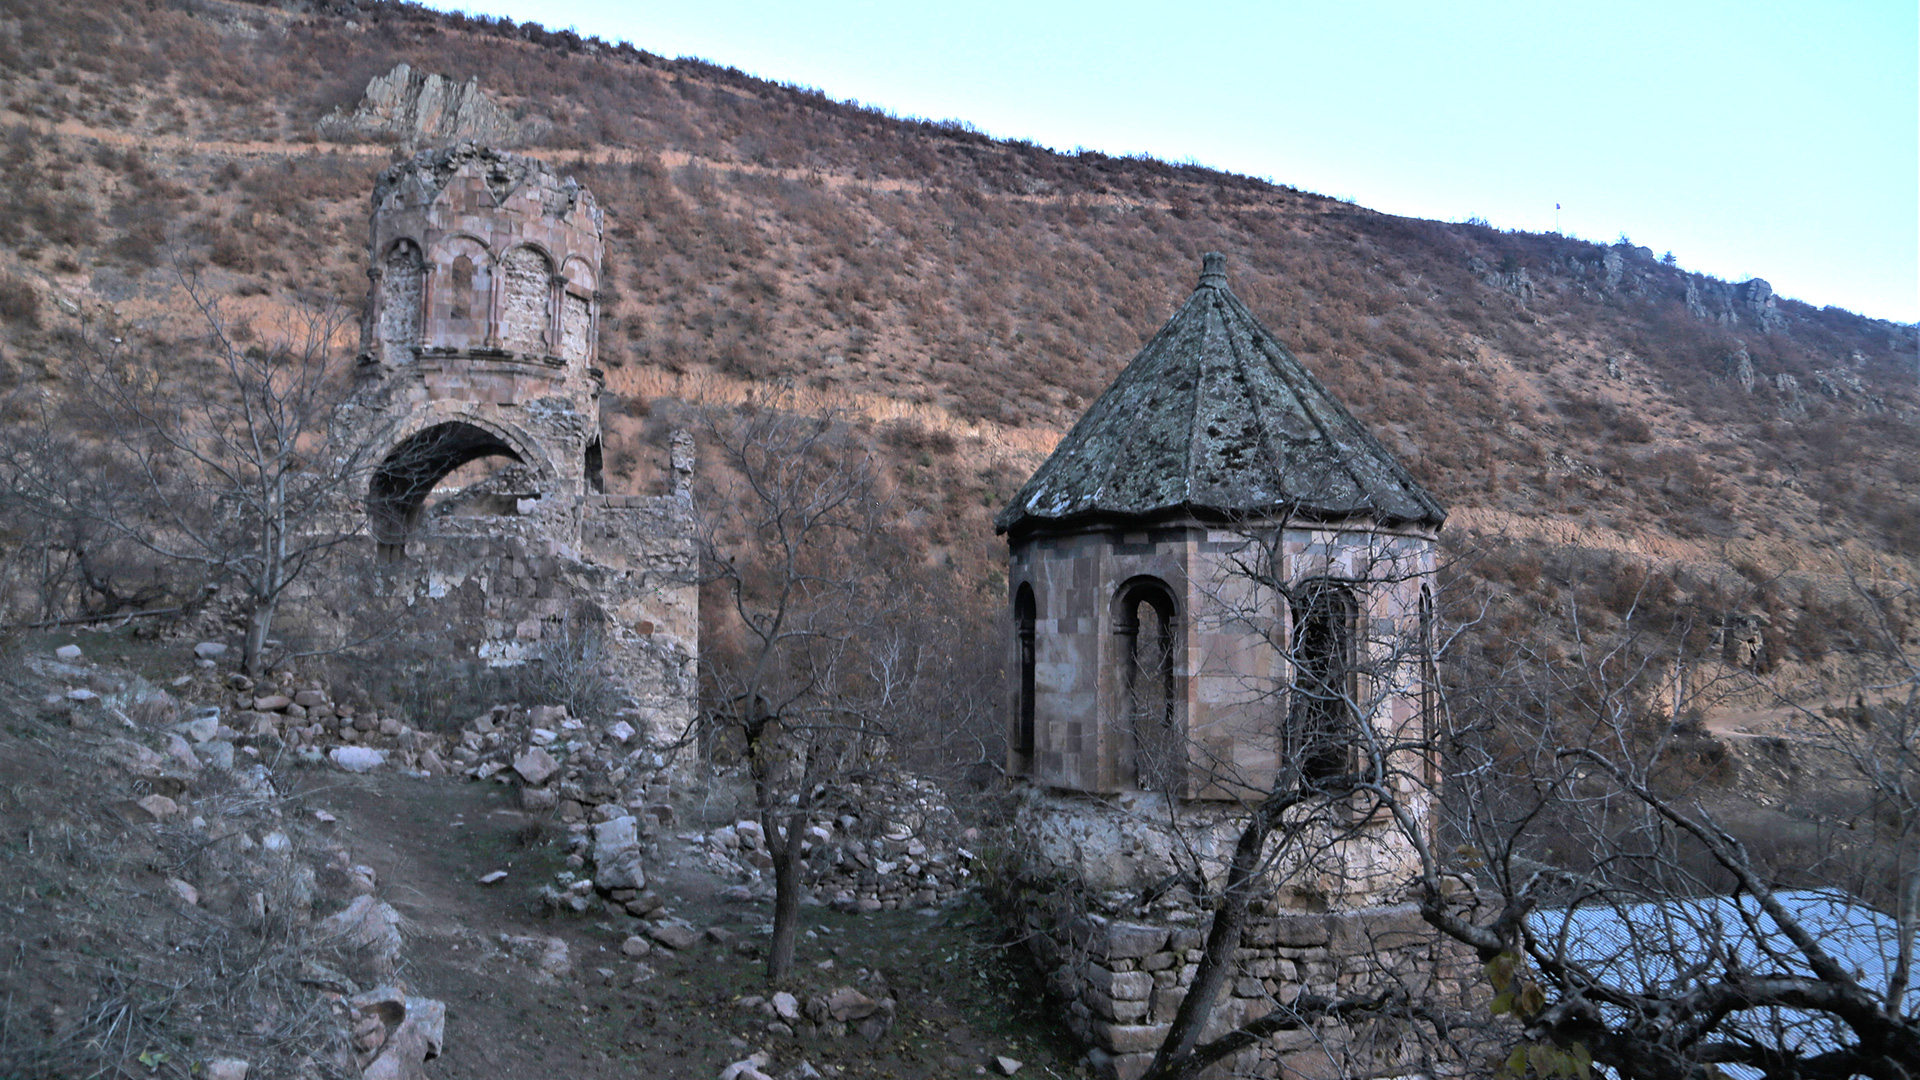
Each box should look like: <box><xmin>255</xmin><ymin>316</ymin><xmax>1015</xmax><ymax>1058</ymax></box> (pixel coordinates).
<box><xmin>1288</xmin><ymin>579</ymin><xmax>1358</xmax><ymax>783</ymax></box>
<box><xmin>449</xmin><ymin>255</ymin><xmax>476</xmax><ymax>321</ymax></box>
<box><xmin>501</xmin><ymin>245</ymin><xmax>554</xmax><ymax>355</ymax></box>
<box><xmin>1116</xmin><ymin>578</ymin><xmax>1180</xmax><ymax>792</ymax></box>
<box><xmin>379</xmin><ymin>240</ymin><xmax>424</xmax><ymax>365</ymax></box>
<box><xmin>1014</xmin><ymin>584</ymin><xmax>1036</xmax><ymax>763</ymax></box>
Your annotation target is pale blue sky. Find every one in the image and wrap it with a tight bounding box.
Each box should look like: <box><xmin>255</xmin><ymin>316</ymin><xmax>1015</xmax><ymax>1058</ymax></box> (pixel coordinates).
<box><xmin>424</xmin><ymin>0</ymin><xmax>1918</xmax><ymax>323</ymax></box>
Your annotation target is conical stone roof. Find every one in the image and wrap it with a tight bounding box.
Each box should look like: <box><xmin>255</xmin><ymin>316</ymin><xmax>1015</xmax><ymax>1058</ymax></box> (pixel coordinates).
<box><xmin>996</xmin><ymin>253</ymin><xmax>1446</xmax><ymax>535</ymax></box>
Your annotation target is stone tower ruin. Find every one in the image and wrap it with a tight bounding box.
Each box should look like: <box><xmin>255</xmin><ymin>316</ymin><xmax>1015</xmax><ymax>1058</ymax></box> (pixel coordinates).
<box><xmin>343</xmin><ymin>143</ymin><xmax>697</xmax><ymax>757</ymax></box>
<box><xmin>995</xmin><ymin>253</ymin><xmax>1454</xmax><ymax>1080</ymax></box>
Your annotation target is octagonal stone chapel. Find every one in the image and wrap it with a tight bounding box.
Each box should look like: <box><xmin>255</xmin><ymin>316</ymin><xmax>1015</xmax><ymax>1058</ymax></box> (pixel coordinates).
<box><xmin>998</xmin><ymin>252</ymin><xmax>1445</xmax><ymax>818</ymax></box>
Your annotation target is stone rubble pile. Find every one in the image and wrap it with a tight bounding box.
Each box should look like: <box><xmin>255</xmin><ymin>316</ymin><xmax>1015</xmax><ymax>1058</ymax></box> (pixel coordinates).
<box><xmin>36</xmin><ymin>644</ymin><xmax>452</xmax><ymax>1080</ymax></box>
<box><xmin>668</xmin><ymin>777</ymin><xmax>978</xmax><ymax>912</ymax></box>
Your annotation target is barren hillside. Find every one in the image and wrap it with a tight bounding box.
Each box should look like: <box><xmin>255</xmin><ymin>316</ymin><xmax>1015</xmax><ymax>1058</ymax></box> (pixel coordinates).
<box><xmin>0</xmin><ymin>0</ymin><xmax>1915</xmax><ymax>682</ymax></box>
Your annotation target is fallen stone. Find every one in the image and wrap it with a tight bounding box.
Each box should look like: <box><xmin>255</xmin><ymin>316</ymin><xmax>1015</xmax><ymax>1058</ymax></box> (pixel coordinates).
<box><xmin>520</xmin><ymin>785</ymin><xmax>557</xmax><ymax>811</ymax></box>
<box><xmin>204</xmin><ymin>1058</ymin><xmax>249</xmax><ymax>1080</ymax></box>
<box><xmin>824</xmin><ymin>986</ymin><xmax>878</xmax><ymax>1022</ymax></box>
<box><xmin>477</xmin><ymin>870</ymin><xmax>509</xmax><ymax>885</ymax></box>
<box><xmin>718</xmin><ymin>1052</ymin><xmax>772</xmax><ymax>1080</ymax></box>
<box><xmin>528</xmin><ymin>727</ymin><xmax>558</xmax><ymax>746</ymax></box>
<box><xmin>293</xmin><ymin>689</ymin><xmax>327</xmax><ymax>708</ymax></box>
<box><xmin>771</xmin><ymin>991</ymin><xmax>800</xmax><ymax>1021</ymax></box>
<box><xmin>165</xmin><ymin>733</ymin><xmax>202</xmax><ymax>774</ymax></box>
<box><xmin>620</xmin><ymin>935</ymin><xmax>652</xmax><ymax>958</ymax></box>
<box><xmin>502</xmin><ymin>934</ymin><xmax>571</xmax><ymax>981</ymax></box>
<box><xmin>54</xmin><ymin>644</ymin><xmax>82</xmax><ymax>661</ymax></box>
<box><xmin>197</xmin><ymin>740</ymin><xmax>235</xmax><ymax>772</ymax></box>
<box><xmin>316</xmin><ymin>896</ymin><xmax>404</xmax><ymax>974</ymax></box>
<box><xmin>178</xmin><ymin>713</ymin><xmax>220</xmax><ymax>743</ymax></box>
<box><xmin>353</xmin><ymin>987</ymin><xmax>446</xmax><ymax>1080</ymax></box>
<box><xmin>331</xmin><ymin>747</ymin><xmax>386</xmax><ymax>773</ymax></box>
<box><xmin>996</xmin><ymin>1056</ymin><xmax>1024</xmax><ymax>1076</ymax></box>
<box><xmin>167</xmin><ymin>877</ymin><xmax>200</xmax><ymax>906</ymax></box>
<box><xmin>134</xmin><ymin>794</ymin><xmax>180</xmax><ymax>821</ymax></box>
<box><xmin>648</xmin><ymin>921</ymin><xmax>700</xmax><ymax>951</ymax></box>
<box><xmin>512</xmin><ymin>746</ymin><xmax>559</xmax><ymax>786</ymax></box>
<box><xmin>193</xmin><ymin>642</ymin><xmax>228</xmax><ymax>660</ymax></box>
<box><xmin>252</xmin><ymin>694</ymin><xmax>292</xmax><ymax>712</ymax></box>
<box><xmin>776</xmin><ymin>1064</ymin><xmax>823</xmax><ymax>1080</ymax></box>
<box><xmin>528</xmin><ymin>704</ymin><xmax>567</xmax><ymax>727</ymax></box>
<box><xmin>606</xmin><ymin>719</ymin><xmax>635</xmax><ymax>743</ymax></box>
<box><xmin>66</xmin><ymin>688</ymin><xmax>98</xmax><ymax>702</ymax></box>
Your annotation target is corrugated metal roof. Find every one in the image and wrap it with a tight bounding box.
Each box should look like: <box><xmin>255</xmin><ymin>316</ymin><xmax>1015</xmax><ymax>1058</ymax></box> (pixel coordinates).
<box><xmin>996</xmin><ymin>253</ymin><xmax>1447</xmax><ymax>535</ymax></box>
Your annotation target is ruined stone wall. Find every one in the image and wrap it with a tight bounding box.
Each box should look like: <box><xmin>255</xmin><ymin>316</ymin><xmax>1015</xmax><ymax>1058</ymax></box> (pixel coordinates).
<box><xmin>1005</xmin><ymin>791</ymin><xmax>1472</xmax><ymax>1080</ymax></box>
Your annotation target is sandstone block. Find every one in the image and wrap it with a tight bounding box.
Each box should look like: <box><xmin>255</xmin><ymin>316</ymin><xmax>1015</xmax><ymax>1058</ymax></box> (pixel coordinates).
<box><xmin>512</xmin><ymin>746</ymin><xmax>559</xmax><ymax>786</ymax></box>
<box><xmin>330</xmin><ymin>747</ymin><xmax>386</xmax><ymax>773</ymax></box>
<box><xmin>1085</xmin><ymin>964</ymin><xmax>1153</xmax><ymax>1001</ymax></box>
<box><xmin>1090</xmin><ymin>1021</ymin><xmax>1169</xmax><ymax>1054</ymax></box>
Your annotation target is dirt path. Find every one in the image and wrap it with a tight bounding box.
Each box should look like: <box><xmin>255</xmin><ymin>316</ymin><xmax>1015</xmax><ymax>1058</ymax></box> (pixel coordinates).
<box><xmin>287</xmin><ymin>769</ymin><xmax>1081</xmax><ymax>1080</ymax></box>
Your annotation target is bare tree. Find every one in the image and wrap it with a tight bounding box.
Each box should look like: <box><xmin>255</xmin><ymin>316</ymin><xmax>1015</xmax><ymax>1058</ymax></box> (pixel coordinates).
<box><xmin>0</xmin><ymin>277</ymin><xmax>386</xmax><ymax>675</ymax></box>
<box><xmin>699</xmin><ymin>392</ymin><xmax>923</xmax><ymax>981</ymax></box>
<box><xmin>1399</xmin><ymin>568</ymin><xmax>1920</xmax><ymax>1080</ymax></box>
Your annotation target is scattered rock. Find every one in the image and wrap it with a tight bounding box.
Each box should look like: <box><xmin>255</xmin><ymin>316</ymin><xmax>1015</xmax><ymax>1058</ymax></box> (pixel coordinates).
<box><xmin>606</xmin><ymin>719</ymin><xmax>635</xmax><ymax>743</ymax></box>
<box><xmin>66</xmin><ymin>688</ymin><xmax>98</xmax><ymax>702</ymax></box>
<box><xmin>719</xmin><ymin>1051</ymin><xmax>773</xmax><ymax>1080</ymax></box>
<box><xmin>352</xmin><ymin>987</ymin><xmax>446</xmax><ymax>1080</ymax></box>
<box><xmin>996</xmin><ymin>1055</ymin><xmax>1024</xmax><ymax>1075</ymax></box>
<box><xmin>823</xmin><ymin>986</ymin><xmax>878</xmax><ymax>1022</ymax></box>
<box><xmin>512</xmin><ymin>746</ymin><xmax>559</xmax><ymax>786</ymax></box>
<box><xmin>648</xmin><ymin>921</ymin><xmax>700</xmax><ymax>951</ymax></box>
<box><xmin>771</xmin><ymin>991</ymin><xmax>799</xmax><ymax>1021</ymax></box>
<box><xmin>252</xmin><ymin>694</ymin><xmax>292</xmax><ymax>712</ymax></box>
<box><xmin>134</xmin><ymin>794</ymin><xmax>180</xmax><ymax>821</ymax></box>
<box><xmin>204</xmin><ymin>1058</ymin><xmax>249</xmax><ymax>1080</ymax></box>
<box><xmin>331</xmin><ymin>747</ymin><xmax>387</xmax><ymax>773</ymax></box>
<box><xmin>54</xmin><ymin>644</ymin><xmax>82</xmax><ymax>661</ymax></box>
<box><xmin>193</xmin><ymin>642</ymin><xmax>228</xmax><ymax>660</ymax></box>
<box><xmin>197</xmin><ymin>740</ymin><xmax>235</xmax><ymax>771</ymax></box>
<box><xmin>620</xmin><ymin>935</ymin><xmax>652</xmax><ymax>958</ymax></box>
<box><xmin>167</xmin><ymin>877</ymin><xmax>200</xmax><ymax>906</ymax></box>
<box><xmin>316</xmin><ymin>895</ymin><xmax>404</xmax><ymax>974</ymax></box>
<box><xmin>477</xmin><ymin>870</ymin><xmax>509</xmax><ymax>885</ymax></box>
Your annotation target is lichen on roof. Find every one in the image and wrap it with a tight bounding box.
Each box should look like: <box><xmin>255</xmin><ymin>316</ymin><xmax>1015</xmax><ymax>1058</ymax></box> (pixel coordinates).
<box><xmin>996</xmin><ymin>253</ymin><xmax>1447</xmax><ymax>534</ymax></box>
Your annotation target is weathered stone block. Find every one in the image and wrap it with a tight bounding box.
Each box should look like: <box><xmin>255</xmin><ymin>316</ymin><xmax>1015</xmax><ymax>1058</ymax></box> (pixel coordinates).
<box><xmin>1090</xmin><ymin>1021</ymin><xmax>1170</xmax><ymax>1055</ymax></box>
<box><xmin>1085</xmin><ymin>964</ymin><xmax>1153</xmax><ymax>1001</ymax></box>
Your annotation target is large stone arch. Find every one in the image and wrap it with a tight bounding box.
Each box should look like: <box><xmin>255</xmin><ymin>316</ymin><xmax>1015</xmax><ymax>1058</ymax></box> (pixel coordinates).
<box><xmin>368</xmin><ymin>410</ymin><xmax>555</xmax><ymax>558</ymax></box>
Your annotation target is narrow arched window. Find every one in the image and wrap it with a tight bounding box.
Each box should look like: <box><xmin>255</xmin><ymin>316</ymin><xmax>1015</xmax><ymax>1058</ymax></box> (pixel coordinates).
<box><xmin>1116</xmin><ymin>579</ymin><xmax>1180</xmax><ymax>792</ymax></box>
<box><xmin>449</xmin><ymin>255</ymin><xmax>475</xmax><ymax>321</ymax></box>
<box><xmin>1289</xmin><ymin>579</ymin><xmax>1357</xmax><ymax>783</ymax></box>
<box><xmin>1014</xmin><ymin>584</ymin><xmax>1036</xmax><ymax>763</ymax></box>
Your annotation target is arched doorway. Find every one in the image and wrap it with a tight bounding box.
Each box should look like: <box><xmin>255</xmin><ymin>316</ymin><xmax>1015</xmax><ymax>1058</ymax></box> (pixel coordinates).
<box><xmin>369</xmin><ymin>421</ymin><xmax>530</xmax><ymax>561</ymax></box>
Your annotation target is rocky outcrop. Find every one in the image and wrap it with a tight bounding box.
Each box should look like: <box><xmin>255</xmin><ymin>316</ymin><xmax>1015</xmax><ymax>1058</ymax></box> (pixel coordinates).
<box><xmin>1687</xmin><ymin>275</ymin><xmax>1786</xmax><ymax>331</ymax></box>
<box><xmin>318</xmin><ymin>63</ymin><xmax>515</xmax><ymax>148</ymax></box>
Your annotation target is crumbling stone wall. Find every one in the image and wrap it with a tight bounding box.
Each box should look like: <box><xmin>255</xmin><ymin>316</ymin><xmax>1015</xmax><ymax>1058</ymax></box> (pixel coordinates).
<box><xmin>1005</xmin><ymin>791</ymin><xmax>1472</xmax><ymax>1080</ymax></box>
<box><xmin>337</xmin><ymin>144</ymin><xmax>698</xmax><ymax>760</ymax></box>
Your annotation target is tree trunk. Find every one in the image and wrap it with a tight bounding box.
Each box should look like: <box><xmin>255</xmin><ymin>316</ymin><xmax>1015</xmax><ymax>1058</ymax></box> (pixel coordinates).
<box><xmin>242</xmin><ymin>596</ymin><xmax>274</xmax><ymax>677</ymax></box>
<box><xmin>764</xmin><ymin>806</ymin><xmax>806</xmax><ymax>981</ymax></box>
<box><xmin>1142</xmin><ymin>809</ymin><xmax>1273</xmax><ymax>1080</ymax></box>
